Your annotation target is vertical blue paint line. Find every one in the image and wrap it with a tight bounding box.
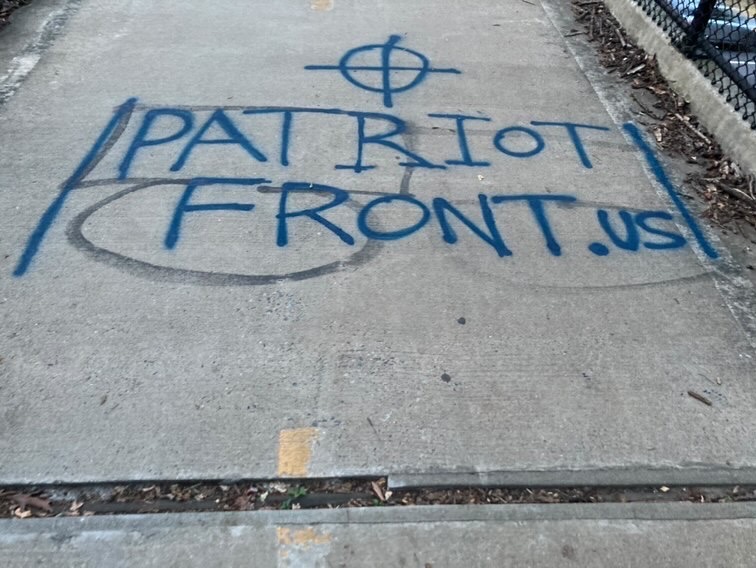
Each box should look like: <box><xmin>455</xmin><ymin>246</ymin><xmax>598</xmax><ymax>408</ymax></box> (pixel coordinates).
<box><xmin>623</xmin><ymin>122</ymin><xmax>718</xmax><ymax>260</ymax></box>
<box><xmin>13</xmin><ymin>97</ymin><xmax>138</xmax><ymax>276</ymax></box>
<box><xmin>381</xmin><ymin>35</ymin><xmax>401</xmax><ymax>108</ymax></box>
<box><xmin>281</xmin><ymin>111</ymin><xmax>293</xmax><ymax>166</ymax></box>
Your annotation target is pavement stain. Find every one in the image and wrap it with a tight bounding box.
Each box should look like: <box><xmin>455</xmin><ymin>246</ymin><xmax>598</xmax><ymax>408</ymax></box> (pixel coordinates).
<box><xmin>561</xmin><ymin>544</ymin><xmax>577</xmax><ymax>561</ymax></box>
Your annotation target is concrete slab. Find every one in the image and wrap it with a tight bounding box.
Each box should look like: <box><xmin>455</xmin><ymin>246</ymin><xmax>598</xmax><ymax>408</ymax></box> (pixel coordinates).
<box><xmin>0</xmin><ymin>0</ymin><xmax>755</xmax><ymax>483</ymax></box>
<box><xmin>2</xmin><ymin>504</ymin><xmax>756</xmax><ymax>567</ymax></box>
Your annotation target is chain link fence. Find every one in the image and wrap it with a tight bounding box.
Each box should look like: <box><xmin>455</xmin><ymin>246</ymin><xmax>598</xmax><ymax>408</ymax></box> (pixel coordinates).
<box><xmin>632</xmin><ymin>0</ymin><xmax>756</xmax><ymax>128</ymax></box>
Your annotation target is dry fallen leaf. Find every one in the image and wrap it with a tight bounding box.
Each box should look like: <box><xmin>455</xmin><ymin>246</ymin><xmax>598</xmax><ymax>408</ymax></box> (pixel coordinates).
<box><xmin>13</xmin><ymin>508</ymin><xmax>32</xmax><ymax>519</ymax></box>
<box><xmin>269</xmin><ymin>482</ymin><xmax>288</xmax><ymax>494</ymax></box>
<box><xmin>371</xmin><ymin>481</ymin><xmax>385</xmax><ymax>502</ymax></box>
<box><xmin>234</xmin><ymin>495</ymin><xmax>251</xmax><ymax>510</ymax></box>
<box><xmin>12</xmin><ymin>494</ymin><xmax>52</xmax><ymax>513</ymax></box>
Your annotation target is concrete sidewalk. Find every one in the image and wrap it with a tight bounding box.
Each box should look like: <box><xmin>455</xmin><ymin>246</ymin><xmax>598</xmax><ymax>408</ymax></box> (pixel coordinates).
<box><xmin>1</xmin><ymin>0</ymin><xmax>755</xmax><ymax>488</ymax></box>
<box><xmin>3</xmin><ymin>503</ymin><xmax>756</xmax><ymax>567</ymax></box>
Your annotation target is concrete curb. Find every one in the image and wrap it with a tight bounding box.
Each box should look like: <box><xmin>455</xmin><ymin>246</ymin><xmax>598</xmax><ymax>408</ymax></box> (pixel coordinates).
<box><xmin>4</xmin><ymin>504</ymin><xmax>756</xmax><ymax>567</ymax></box>
<box><xmin>1</xmin><ymin>502</ymin><xmax>756</xmax><ymax>534</ymax></box>
<box><xmin>602</xmin><ymin>0</ymin><xmax>756</xmax><ymax>177</ymax></box>
<box><xmin>389</xmin><ymin>466</ymin><xmax>756</xmax><ymax>489</ymax></box>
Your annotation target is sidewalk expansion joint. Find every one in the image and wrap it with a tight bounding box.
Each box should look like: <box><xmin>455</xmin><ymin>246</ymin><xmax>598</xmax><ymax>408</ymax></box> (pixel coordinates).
<box><xmin>3</xmin><ymin>476</ymin><xmax>756</xmax><ymax>519</ymax></box>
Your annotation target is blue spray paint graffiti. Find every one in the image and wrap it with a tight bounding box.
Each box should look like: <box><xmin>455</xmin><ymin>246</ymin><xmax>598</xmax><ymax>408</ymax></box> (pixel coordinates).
<box><xmin>11</xmin><ymin>98</ymin><xmax>717</xmax><ymax>278</ymax></box>
<box><xmin>428</xmin><ymin>114</ymin><xmax>492</xmax><ymax>167</ymax></box>
<box><xmin>115</xmin><ymin>106</ymin><xmax>611</xmax><ymax>176</ymax></box>
<box><xmin>10</xmin><ymin>34</ymin><xmax>719</xmax><ymax>279</ymax></box>
<box><xmin>165</xmin><ymin>177</ymin><xmax>269</xmax><ymax>249</ymax></box>
<box><xmin>155</xmin><ymin>181</ymin><xmax>689</xmax><ymax>262</ymax></box>
<box><xmin>304</xmin><ymin>35</ymin><xmax>461</xmax><ymax>108</ymax></box>
<box><xmin>622</xmin><ymin>122</ymin><xmax>718</xmax><ymax>260</ymax></box>
<box><xmin>14</xmin><ymin>97</ymin><xmax>138</xmax><ymax>277</ymax></box>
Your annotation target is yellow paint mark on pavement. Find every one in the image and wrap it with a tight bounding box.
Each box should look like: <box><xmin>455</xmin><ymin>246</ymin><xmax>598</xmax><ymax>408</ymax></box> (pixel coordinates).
<box><xmin>277</xmin><ymin>527</ymin><xmax>333</xmax><ymax>547</ymax></box>
<box><xmin>277</xmin><ymin>427</ymin><xmax>317</xmax><ymax>477</ymax></box>
<box><xmin>311</xmin><ymin>0</ymin><xmax>334</xmax><ymax>12</ymax></box>
<box><xmin>277</xmin><ymin>526</ymin><xmax>333</xmax><ymax>567</ymax></box>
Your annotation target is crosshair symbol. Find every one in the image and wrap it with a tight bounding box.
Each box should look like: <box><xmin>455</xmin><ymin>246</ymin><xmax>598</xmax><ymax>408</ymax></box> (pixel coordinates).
<box><xmin>305</xmin><ymin>34</ymin><xmax>461</xmax><ymax>108</ymax></box>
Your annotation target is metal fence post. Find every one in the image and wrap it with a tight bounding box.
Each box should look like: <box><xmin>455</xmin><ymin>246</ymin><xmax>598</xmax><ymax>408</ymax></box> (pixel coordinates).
<box><xmin>684</xmin><ymin>0</ymin><xmax>717</xmax><ymax>52</ymax></box>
